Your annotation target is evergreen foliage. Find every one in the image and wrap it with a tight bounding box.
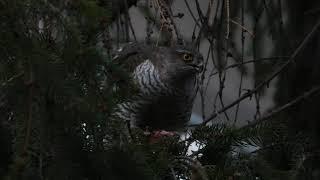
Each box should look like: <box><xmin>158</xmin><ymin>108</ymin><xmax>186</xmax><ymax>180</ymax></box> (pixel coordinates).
<box><xmin>1</xmin><ymin>0</ymin><xmax>320</xmax><ymax>180</ymax></box>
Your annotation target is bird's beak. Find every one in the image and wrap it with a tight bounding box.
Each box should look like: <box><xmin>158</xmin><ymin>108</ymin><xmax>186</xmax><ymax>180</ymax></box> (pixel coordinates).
<box><xmin>188</xmin><ymin>56</ymin><xmax>204</xmax><ymax>72</ymax></box>
<box><xmin>197</xmin><ymin>63</ymin><xmax>204</xmax><ymax>72</ymax></box>
<box><xmin>189</xmin><ymin>64</ymin><xmax>203</xmax><ymax>72</ymax></box>
<box><xmin>197</xmin><ymin>56</ymin><xmax>204</xmax><ymax>72</ymax></box>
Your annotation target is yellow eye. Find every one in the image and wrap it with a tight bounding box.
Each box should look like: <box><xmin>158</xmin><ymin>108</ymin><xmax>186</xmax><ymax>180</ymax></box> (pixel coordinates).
<box><xmin>183</xmin><ymin>53</ymin><xmax>193</xmax><ymax>61</ymax></box>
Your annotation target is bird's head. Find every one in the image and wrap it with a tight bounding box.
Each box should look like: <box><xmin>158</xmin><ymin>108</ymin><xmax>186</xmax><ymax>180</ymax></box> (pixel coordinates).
<box><xmin>111</xmin><ymin>42</ymin><xmax>203</xmax><ymax>87</ymax></box>
<box><xmin>152</xmin><ymin>45</ymin><xmax>204</xmax><ymax>83</ymax></box>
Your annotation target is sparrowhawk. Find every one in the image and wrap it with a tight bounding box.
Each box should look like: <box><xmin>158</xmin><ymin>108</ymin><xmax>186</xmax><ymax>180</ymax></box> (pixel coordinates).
<box><xmin>112</xmin><ymin>42</ymin><xmax>203</xmax><ymax>131</ymax></box>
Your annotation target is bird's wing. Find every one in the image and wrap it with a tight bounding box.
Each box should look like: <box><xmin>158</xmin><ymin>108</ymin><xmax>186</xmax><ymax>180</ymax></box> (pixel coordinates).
<box><xmin>112</xmin><ymin>42</ymin><xmax>152</xmax><ymax>73</ymax></box>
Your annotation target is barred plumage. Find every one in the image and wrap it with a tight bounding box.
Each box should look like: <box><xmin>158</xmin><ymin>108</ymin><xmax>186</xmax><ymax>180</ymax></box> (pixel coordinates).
<box><xmin>112</xmin><ymin>43</ymin><xmax>203</xmax><ymax>131</ymax></box>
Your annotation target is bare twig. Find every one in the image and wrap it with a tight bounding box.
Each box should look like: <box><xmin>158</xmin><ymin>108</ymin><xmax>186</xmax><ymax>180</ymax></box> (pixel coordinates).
<box><xmin>122</xmin><ymin>0</ymin><xmax>130</xmax><ymax>41</ymax></box>
<box><xmin>304</xmin><ymin>8</ymin><xmax>320</xmax><ymax>16</ymax></box>
<box><xmin>225</xmin><ymin>0</ymin><xmax>230</xmax><ymax>39</ymax></box>
<box><xmin>123</xmin><ymin>0</ymin><xmax>137</xmax><ymax>41</ymax></box>
<box><xmin>234</xmin><ymin>0</ymin><xmax>245</xmax><ymax>124</ymax></box>
<box><xmin>229</xmin><ymin>19</ymin><xmax>255</xmax><ymax>37</ymax></box>
<box><xmin>24</xmin><ymin>66</ymin><xmax>34</xmax><ymax>154</ymax></box>
<box><xmin>202</xmin><ymin>19</ymin><xmax>320</xmax><ymax>125</ymax></box>
<box><xmin>243</xmin><ymin>86</ymin><xmax>320</xmax><ymax>129</ymax></box>
<box><xmin>183</xmin><ymin>0</ymin><xmax>201</xmax><ymax>31</ymax></box>
<box><xmin>1</xmin><ymin>71</ymin><xmax>25</xmax><ymax>87</ymax></box>
<box><xmin>194</xmin><ymin>0</ymin><xmax>205</xmax><ymax>24</ymax></box>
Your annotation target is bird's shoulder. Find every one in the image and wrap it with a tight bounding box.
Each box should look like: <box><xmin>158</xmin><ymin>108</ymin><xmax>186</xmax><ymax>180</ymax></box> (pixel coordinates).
<box><xmin>112</xmin><ymin>42</ymin><xmax>158</xmax><ymax>73</ymax></box>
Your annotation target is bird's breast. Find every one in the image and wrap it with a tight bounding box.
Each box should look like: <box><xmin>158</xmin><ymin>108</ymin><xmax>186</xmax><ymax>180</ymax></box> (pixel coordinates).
<box><xmin>129</xmin><ymin>60</ymin><xmax>197</xmax><ymax>130</ymax></box>
<box><xmin>132</xmin><ymin>60</ymin><xmax>171</xmax><ymax>95</ymax></box>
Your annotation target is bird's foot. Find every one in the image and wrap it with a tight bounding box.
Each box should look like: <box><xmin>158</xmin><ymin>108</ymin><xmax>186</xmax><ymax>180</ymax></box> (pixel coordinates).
<box><xmin>152</xmin><ymin>130</ymin><xmax>176</xmax><ymax>137</ymax></box>
<box><xmin>144</xmin><ymin>130</ymin><xmax>177</xmax><ymax>143</ymax></box>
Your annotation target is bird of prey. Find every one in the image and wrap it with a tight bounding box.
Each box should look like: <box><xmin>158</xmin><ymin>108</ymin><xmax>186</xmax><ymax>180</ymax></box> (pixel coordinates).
<box><xmin>112</xmin><ymin>42</ymin><xmax>203</xmax><ymax>131</ymax></box>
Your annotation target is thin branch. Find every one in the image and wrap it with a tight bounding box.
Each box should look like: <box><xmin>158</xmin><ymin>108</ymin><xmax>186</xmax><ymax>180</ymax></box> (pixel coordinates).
<box><xmin>1</xmin><ymin>71</ymin><xmax>25</xmax><ymax>87</ymax></box>
<box><xmin>202</xmin><ymin>19</ymin><xmax>320</xmax><ymax>125</ymax></box>
<box><xmin>194</xmin><ymin>0</ymin><xmax>205</xmax><ymax>24</ymax></box>
<box><xmin>167</xmin><ymin>2</ymin><xmax>182</xmax><ymax>42</ymax></box>
<box><xmin>225</xmin><ymin>0</ymin><xmax>230</xmax><ymax>39</ymax></box>
<box><xmin>199</xmin><ymin>46</ymin><xmax>212</xmax><ymax>120</ymax></box>
<box><xmin>24</xmin><ymin>66</ymin><xmax>34</xmax><ymax>155</ymax></box>
<box><xmin>234</xmin><ymin>0</ymin><xmax>245</xmax><ymax>124</ymax></box>
<box><xmin>205</xmin><ymin>0</ymin><xmax>215</xmax><ymax>18</ymax></box>
<box><xmin>304</xmin><ymin>7</ymin><xmax>320</xmax><ymax>16</ymax></box>
<box><xmin>243</xmin><ymin>86</ymin><xmax>320</xmax><ymax>129</ymax></box>
<box><xmin>215</xmin><ymin>0</ymin><xmax>231</xmax><ymax>121</ymax></box>
<box><xmin>123</xmin><ymin>0</ymin><xmax>137</xmax><ymax>41</ymax></box>
<box><xmin>229</xmin><ymin>19</ymin><xmax>255</xmax><ymax>37</ymax></box>
<box><xmin>122</xmin><ymin>0</ymin><xmax>130</xmax><ymax>42</ymax></box>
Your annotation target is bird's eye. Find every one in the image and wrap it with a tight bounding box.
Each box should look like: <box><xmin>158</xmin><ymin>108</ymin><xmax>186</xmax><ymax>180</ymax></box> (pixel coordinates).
<box><xmin>183</xmin><ymin>53</ymin><xmax>193</xmax><ymax>62</ymax></box>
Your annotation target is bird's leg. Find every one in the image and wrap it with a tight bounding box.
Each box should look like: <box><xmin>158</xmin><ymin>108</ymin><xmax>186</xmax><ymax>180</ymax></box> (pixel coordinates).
<box><xmin>143</xmin><ymin>127</ymin><xmax>179</xmax><ymax>143</ymax></box>
<box><xmin>152</xmin><ymin>130</ymin><xmax>176</xmax><ymax>137</ymax></box>
<box><xmin>146</xmin><ymin>129</ymin><xmax>178</xmax><ymax>143</ymax></box>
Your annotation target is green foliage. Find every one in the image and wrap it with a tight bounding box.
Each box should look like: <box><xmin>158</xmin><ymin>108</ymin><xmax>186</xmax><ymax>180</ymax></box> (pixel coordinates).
<box><xmin>1</xmin><ymin>0</ymin><xmax>319</xmax><ymax>179</ymax></box>
<box><xmin>0</xmin><ymin>0</ymin><xmax>119</xmax><ymax>179</ymax></box>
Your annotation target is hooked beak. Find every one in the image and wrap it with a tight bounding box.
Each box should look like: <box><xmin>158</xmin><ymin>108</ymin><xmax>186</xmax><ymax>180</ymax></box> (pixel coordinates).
<box><xmin>197</xmin><ymin>63</ymin><xmax>204</xmax><ymax>72</ymax></box>
<box><xmin>193</xmin><ymin>56</ymin><xmax>204</xmax><ymax>72</ymax></box>
<box><xmin>189</xmin><ymin>63</ymin><xmax>204</xmax><ymax>72</ymax></box>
